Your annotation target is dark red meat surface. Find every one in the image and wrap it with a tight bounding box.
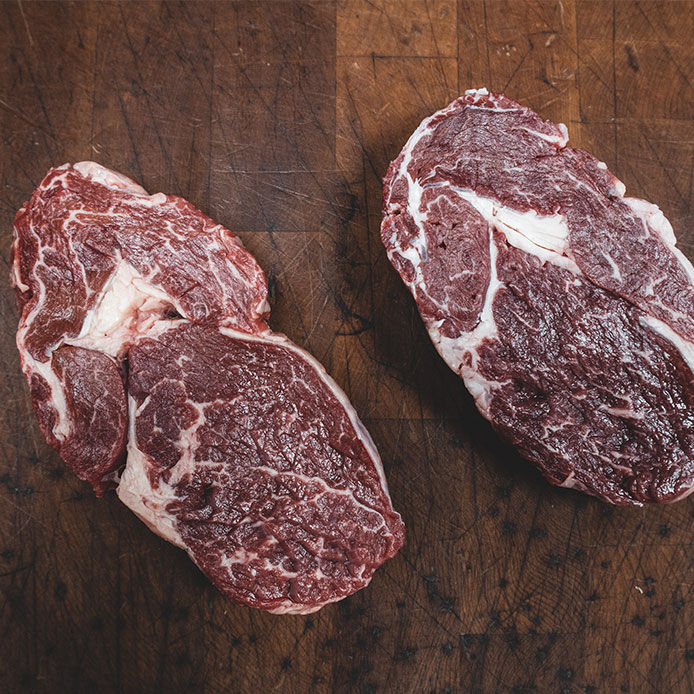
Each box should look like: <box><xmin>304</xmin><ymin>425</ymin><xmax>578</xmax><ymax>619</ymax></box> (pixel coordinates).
<box><xmin>382</xmin><ymin>90</ymin><xmax>694</xmax><ymax>505</ymax></box>
<box><xmin>13</xmin><ymin>162</ymin><xmax>403</xmax><ymax>612</ymax></box>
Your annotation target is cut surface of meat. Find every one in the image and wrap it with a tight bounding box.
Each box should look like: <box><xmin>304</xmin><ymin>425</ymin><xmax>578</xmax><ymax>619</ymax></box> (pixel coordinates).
<box><xmin>381</xmin><ymin>89</ymin><xmax>694</xmax><ymax>505</ymax></box>
<box><xmin>12</xmin><ymin>162</ymin><xmax>404</xmax><ymax>612</ymax></box>
<box><xmin>120</xmin><ymin>320</ymin><xmax>402</xmax><ymax>613</ymax></box>
<box><xmin>12</xmin><ymin>161</ymin><xmax>269</xmax><ymax>493</ymax></box>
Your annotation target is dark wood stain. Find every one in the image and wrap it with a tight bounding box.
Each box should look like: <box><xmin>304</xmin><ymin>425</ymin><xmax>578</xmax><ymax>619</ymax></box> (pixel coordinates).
<box><xmin>1</xmin><ymin>1</ymin><xmax>693</xmax><ymax>692</ymax></box>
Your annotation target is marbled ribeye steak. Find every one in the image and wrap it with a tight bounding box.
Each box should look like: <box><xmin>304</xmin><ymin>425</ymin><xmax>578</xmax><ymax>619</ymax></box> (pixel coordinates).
<box><xmin>12</xmin><ymin>162</ymin><xmax>404</xmax><ymax>613</ymax></box>
<box><xmin>381</xmin><ymin>89</ymin><xmax>694</xmax><ymax>505</ymax></box>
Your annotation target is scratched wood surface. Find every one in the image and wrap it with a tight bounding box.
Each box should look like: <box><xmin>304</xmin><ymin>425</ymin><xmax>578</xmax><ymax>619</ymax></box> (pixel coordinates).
<box><xmin>1</xmin><ymin>1</ymin><xmax>693</xmax><ymax>692</ymax></box>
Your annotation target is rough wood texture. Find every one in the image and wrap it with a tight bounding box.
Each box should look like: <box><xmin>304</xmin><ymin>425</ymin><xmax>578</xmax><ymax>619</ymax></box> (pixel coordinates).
<box><xmin>1</xmin><ymin>1</ymin><xmax>693</xmax><ymax>692</ymax></box>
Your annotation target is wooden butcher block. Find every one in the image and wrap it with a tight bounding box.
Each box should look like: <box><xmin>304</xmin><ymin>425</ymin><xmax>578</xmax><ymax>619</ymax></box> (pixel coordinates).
<box><xmin>1</xmin><ymin>1</ymin><xmax>692</xmax><ymax>692</ymax></box>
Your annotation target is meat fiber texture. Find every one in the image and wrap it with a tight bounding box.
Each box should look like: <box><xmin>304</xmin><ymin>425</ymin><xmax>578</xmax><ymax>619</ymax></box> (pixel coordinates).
<box><xmin>381</xmin><ymin>89</ymin><xmax>694</xmax><ymax>506</ymax></box>
<box><xmin>12</xmin><ymin>162</ymin><xmax>404</xmax><ymax>613</ymax></box>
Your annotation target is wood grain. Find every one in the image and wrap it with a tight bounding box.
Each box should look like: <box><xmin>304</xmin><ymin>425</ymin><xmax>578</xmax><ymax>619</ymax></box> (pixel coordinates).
<box><xmin>1</xmin><ymin>1</ymin><xmax>693</xmax><ymax>692</ymax></box>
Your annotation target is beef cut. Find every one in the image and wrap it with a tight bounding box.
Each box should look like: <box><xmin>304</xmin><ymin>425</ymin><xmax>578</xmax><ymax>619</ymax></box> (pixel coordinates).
<box><xmin>121</xmin><ymin>321</ymin><xmax>402</xmax><ymax>613</ymax></box>
<box><xmin>12</xmin><ymin>162</ymin><xmax>404</xmax><ymax>613</ymax></box>
<box><xmin>381</xmin><ymin>89</ymin><xmax>694</xmax><ymax>505</ymax></box>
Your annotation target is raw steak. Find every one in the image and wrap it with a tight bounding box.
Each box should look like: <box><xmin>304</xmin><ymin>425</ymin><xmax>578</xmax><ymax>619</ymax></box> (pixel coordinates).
<box><xmin>381</xmin><ymin>89</ymin><xmax>694</xmax><ymax>505</ymax></box>
<box><xmin>12</xmin><ymin>162</ymin><xmax>404</xmax><ymax>612</ymax></box>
